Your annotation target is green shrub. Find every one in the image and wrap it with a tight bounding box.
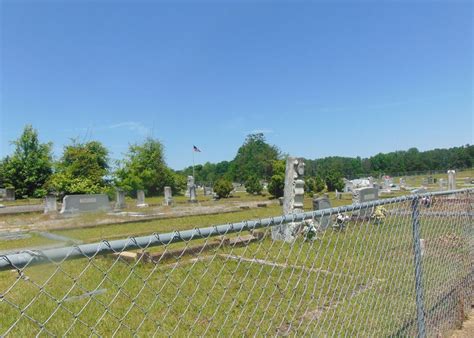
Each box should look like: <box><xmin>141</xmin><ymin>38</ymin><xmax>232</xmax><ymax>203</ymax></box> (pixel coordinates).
<box><xmin>213</xmin><ymin>179</ymin><xmax>233</xmax><ymax>198</ymax></box>
<box><xmin>268</xmin><ymin>174</ymin><xmax>284</xmax><ymax>198</ymax></box>
<box><xmin>245</xmin><ymin>176</ymin><xmax>263</xmax><ymax>195</ymax></box>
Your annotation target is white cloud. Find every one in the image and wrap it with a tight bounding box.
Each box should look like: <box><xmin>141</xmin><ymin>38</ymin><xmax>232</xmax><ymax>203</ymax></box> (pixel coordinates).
<box><xmin>107</xmin><ymin>122</ymin><xmax>150</xmax><ymax>136</ymax></box>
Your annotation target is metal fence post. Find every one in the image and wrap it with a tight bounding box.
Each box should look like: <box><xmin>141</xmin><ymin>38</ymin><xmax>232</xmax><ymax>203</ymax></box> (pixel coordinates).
<box><xmin>411</xmin><ymin>197</ymin><xmax>426</xmax><ymax>338</ymax></box>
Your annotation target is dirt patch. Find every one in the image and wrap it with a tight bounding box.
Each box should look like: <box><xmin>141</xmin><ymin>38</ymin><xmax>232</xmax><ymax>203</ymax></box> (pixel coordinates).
<box><xmin>450</xmin><ymin>308</ymin><xmax>474</xmax><ymax>338</ymax></box>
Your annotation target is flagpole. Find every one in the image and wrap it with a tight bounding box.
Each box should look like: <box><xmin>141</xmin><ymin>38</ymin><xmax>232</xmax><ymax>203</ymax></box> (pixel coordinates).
<box><xmin>192</xmin><ymin>149</ymin><xmax>195</xmax><ymax>178</ymax></box>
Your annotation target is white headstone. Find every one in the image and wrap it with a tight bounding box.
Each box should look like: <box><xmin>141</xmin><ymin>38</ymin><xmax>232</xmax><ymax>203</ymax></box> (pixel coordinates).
<box><xmin>164</xmin><ymin>186</ymin><xmax>173</xmax><ymax>206</ymax></box>
<box><xmin>44</xmin><ymin>195</ymin><xmax>57</xmax><ymax>214</ymax></box>
<box><xmin>447</xmin><ymin>170</ymin><xmax>456</xmax><ymax>190</ymax></box>
<box><xmin>136</xmin><ymin>190</ymin><xmax>149</xmax><ymax>208</ymax></box>
<box><xmin>272</xmin><ymin>157</ymin><xmax>305</xmax><ymax>242</ymax></box>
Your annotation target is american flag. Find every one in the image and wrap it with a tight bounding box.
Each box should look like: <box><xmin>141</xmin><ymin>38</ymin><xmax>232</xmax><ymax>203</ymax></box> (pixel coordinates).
<box><xmin>193</xmin><ymin>145</ymin><xmax>201</xmax><ymax>152</ymax></box>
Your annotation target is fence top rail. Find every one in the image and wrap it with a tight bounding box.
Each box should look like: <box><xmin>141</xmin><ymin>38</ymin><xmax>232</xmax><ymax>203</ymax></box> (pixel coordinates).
<box><xmin>1</xmin><ymin>188</ymin><xmax>472</xmax><ymax>271</ymax></box>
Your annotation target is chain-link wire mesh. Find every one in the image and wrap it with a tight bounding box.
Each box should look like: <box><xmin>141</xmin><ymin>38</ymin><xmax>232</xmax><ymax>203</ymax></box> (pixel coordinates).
<box><xmin>0</xmin><ymin>189</ymin><xmax>472</xmax><ymax>336</ymax></box>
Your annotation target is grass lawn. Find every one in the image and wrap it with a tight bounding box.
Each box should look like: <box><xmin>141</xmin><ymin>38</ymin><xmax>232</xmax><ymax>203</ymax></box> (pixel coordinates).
<box><xmin>0</xmin><ymin>194</ymin><xmax>471</xmax><ymax>336</ymax></box>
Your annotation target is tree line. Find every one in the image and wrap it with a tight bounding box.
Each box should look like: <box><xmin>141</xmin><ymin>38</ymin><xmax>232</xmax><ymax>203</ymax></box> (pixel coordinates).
<box><xmin>0</xmin><ymin>125</ymin><xmax>472</xmax><ymax>199</ymax></box>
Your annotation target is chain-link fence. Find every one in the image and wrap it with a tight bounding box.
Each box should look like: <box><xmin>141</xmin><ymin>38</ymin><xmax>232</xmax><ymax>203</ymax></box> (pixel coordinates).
<box><xmin>0</xmin><ymin>189</ymin><xmax>472</xmax><ymax>336</ymax></box>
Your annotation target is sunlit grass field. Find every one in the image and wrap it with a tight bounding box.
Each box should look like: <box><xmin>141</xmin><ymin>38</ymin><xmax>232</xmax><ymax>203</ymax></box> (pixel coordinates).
<box><xmin>0</xmin><ymin>195</ymin><xmax>471</xmax><ymax>336</ymax></box>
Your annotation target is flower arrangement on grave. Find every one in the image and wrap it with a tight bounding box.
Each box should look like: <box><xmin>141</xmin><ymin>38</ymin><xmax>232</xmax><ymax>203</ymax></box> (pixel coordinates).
<box><xmin>372</xmin><ymin>206</ymin><xmax>388</xmax><ymax>222</ymax></box>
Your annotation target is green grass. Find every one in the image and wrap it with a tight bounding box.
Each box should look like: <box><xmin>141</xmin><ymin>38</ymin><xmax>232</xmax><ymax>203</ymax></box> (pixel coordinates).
<box><xmin>0</xmin><ymin>202</ymin><xmax>470</xmax><ymax>336</ymax></box>
<box><xmin>0</xmin><ymin>198</ymin><xmax>43</xmax><ymax>207</ymax></box>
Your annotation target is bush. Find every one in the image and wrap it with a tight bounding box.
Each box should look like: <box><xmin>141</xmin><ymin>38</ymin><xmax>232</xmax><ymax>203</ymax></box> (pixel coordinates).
<box><xmin>314</xmin><ymin>176</ymin><xmax>326</xmax><ymax>193</ymax></box>
<box><xmin>325</xmin><ymin>172</ymin><xmax>344</xmax><ymax>192</ymax></box>
<box><xmin>268</xmin><ymin>174</ymin><xmax>284</xmax><ymax>198</ymax></box>
<box><xmin>245</xmin><ymin>176</ymin><xmax>263</xmax><ymax>195</ymax></box>
<box><xmin>213</xmin><ymin>179</ymin><xmax>233</xmax><ymax>198</ymax></box>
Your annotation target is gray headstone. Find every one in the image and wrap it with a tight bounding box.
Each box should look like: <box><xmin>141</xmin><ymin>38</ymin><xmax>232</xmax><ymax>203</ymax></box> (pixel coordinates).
<box><xmin>0</xmin><ymin>188</ymin><xmax>5</xmax><ymax>199</ymax></box>
<box><xmin>272</xmin><ymin>157</ymin><xmax>305</xmax><ymax>242</ymax></box>
<box><xmin>312</xmin><ymin>196</ymin><xmax>332</xmax><ymax>229</ymax></box>
<box><xmin>412</xmin><ymin>188</ymin><xmax>428</xmax><ymax>194</ymax></box>
<box><xmin>60</xmin><ymin>194</ymin><xmax>111</xmax><ymax>214</ymax></box>
<box><xmin>164</xmin><ymin>186</ymin><xmax>173</xmax><ymax>206</ymax></box>
<box><xmin>115</xmin><ymin>189</ymin><xmax>126</xmax><ymax>210</ymax></box>
<box><xmin>187</xmin><ymin>176</ymin><xmax>197</xmax><ymax>203</ymax></box>
<box><xmin>447</xmin><ymin>170</ymin><xmax>456</xmax><ymax>190</ymax></box>
<box><xmin>5</xmin><ymin>188</ymin><xmax>15</xmax><ymax>201</ymax></box>
<box><xmin>44</xmin><ymin>195</ymin><xmax>57</xmax><ymax>214</ymax></box>
<box><xmin>352</xmin><ymin>187</ymin><xmax>379</xmax><ymax>218</ymax></box>
<box><xmin>136</xmin><ymin>190</ymin><xmax>148</xmax><ymax>208</ymax></box>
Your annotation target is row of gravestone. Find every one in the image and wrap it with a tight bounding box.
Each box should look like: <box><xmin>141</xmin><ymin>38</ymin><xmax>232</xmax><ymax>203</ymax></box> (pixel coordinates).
<box><xmin>44</xmin><ymin>186</ymin><xmax>176</xmax><ymax>215</ymax></box>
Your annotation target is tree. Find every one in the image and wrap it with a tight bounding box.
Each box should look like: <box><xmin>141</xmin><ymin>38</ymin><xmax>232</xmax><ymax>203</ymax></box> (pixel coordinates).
<box><xmin>2</xmin><ymin>125</ymin><xmax>53</xmax><ymax>198</ymax></box>
<box><xmin>231</xmin><ymin>133</ymin><xmax>280</xmax><ymax>182</ymax></box>
<box><xmin>314</xmin><ymin>176</ymin><xmax>326</xmax><ymax>193</ymax></box>
<box><xmin>325</xmin><ymin>171</ymin><xmax>344</xmax><ymax>192</ymax></box>
<box><xmin>115</xmin><ymin>138</ymin><xmax>181</xmax><ymax>195</ymax></box>
<box><xmin>213</xmin><ymin>179</ymin><xmax>233</xmax><ymax>198</ymax></box>
<box><xmin>50</xmin><ymin>140</ymin><xmax>109</xmax><ymax>195</ymax></box>
<box><xmin>245</xmin><ymin>175</ymin><xmax>263</xmax><ymax>195</ymax></box>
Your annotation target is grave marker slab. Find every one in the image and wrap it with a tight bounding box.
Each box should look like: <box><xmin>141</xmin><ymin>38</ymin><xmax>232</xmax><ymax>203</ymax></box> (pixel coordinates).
<box><xmin>115</xmin><ymin>189</ymin><xmax>126</xmax><ymax>210</ymax></box>
<box><xmin>5</xmin><ymin>188</ymin><xmax>15</xmax><ymax>201</ymax></box>
<box><xmin>447</xmin><ymin>170</ymin><xmax>456</xmax><ymax>190</ymax></box>
<box><xmin>60</xmin><ymin>194</ymin><xmax>111</xmax><ymax>214</ymax></box>
<box><xmin>187</xmin><ymin>176</ymin><xmax>197</xmax><ymax>203</ymax></box>
<box><xmin>352</xmin><ymin>187</ymin><xmax>379</xmax><ymax>218</ymax></box>
<box><xmin>312</xmin><ymin>195</ymin><xmax>332</xmax><ymax>229</ymax></box>
<box><xmin>44</xmin><ymin>195</ymin><xmax>58</xmax><ymax>214</ymax></box>
<box><xmin>164</xmin><ymin>186</ymin><xmax>173</xmax><ymax>206</ymax></box>
<box><xmin>136</xmin><ymin>190</ymin><xmax>149</xmax><ymax>208</ymax></box>
<box><xmin>272</xmin><ymin>157</ymin><xmax>305</xmax><ymax>242</ymax></box>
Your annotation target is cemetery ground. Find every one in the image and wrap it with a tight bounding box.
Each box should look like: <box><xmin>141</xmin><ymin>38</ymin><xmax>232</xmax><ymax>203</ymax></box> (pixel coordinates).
<box><xmin>0</xmin><ymin>201</ymin><xmax>468</xmax><ymax>336</ymax></box>
<box><xmin>0</xmin><ymin>175</ymin><xmax>471</xmax><ymax>335</ymax></box>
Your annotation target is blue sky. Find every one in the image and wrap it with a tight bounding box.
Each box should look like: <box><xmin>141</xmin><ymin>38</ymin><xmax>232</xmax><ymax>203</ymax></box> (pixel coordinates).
<box><xmin>1</xmin><ymin>0</ymin><xmax>472</xmax><ymax>170</ymax></box>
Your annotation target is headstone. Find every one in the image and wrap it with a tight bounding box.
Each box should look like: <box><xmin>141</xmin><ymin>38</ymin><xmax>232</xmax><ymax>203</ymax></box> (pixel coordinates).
<box><xmin>399</xmin><ymin>177</ymin><xmax>406</xmax><ymax>188</ymax></box>
<box><xmin>412</xmin><ymin>188</ymin><xmax>428</xmax><ymax>194</ymax></box>
<box><xmin>187</xmin><ymin>176</ymin><xmax>197</xmax><ymax>203</ymax></box>
<box><xmin>5</xmin><ymin>188</ymin><xmax>15</xmax><ymax>201</ymax></box>
<box><xmin>272</xmin><ymin>157</ymin><xmax>305</xmax><ymax>242</ymax></box>
<box><xmin>60</xmin><ymin>194</ymin><xmax>111</xmax><ymax>214</ymax></box>
<box><xmin>115</xmin><ymin>189</ymin><xmax>126</xmax><ymax>210</ymax></box>
<box><xmin>427</xmin><ymin>176</ymin><xmax>434</xmax><ymax>184</ymax></box>
<box><xmin>335</xmin><ymin>189</ymin><xmax>342</xmax><ymax>200</ymax></box>
<box><xmin>44</xmin><ymin>195</ymin><xmax>57</xmax><ymax>214</ymax></box>
<box><xmin>439</xmin><ymin>178</ymin><xmax>446</xmax><ymax>190</ymax></box>
<box><xmin>136</xmin><ymin>190</ymin><xmax>149</xmax><ymax>208</ymax></box>
<box><xmin>447</xmin><ymin>170</ymin><xmax>456</xmax><ymax>190</ymax></box>
<box><xmin>464</xmin><ymin>177</ymin><xmax>471</xmax><ymax>184</ymax></box>
<box><xmin>312</xmin><ymin>195</ymin><xmax>332</xmax><ymax>229</ymax></box>
<box><xmin>164</xmin><ymin>186</ymin><xmax>173</xmax><ymax>206</ymax></box>
<box><xmin>352</xmin><ymin>187</ymin><xmax>379</xmax><ymax>218</ymax></box>
<box><xmin>0</xmin><ymin>188</ymin><xmax>5</xmax><ymax>199</ymax></box>
<box><xmin>343</xmin><ymin>178</ymin><xmax>353</xmax><ymax>193</ymax></box>
<box><xmin>382</xmin><ymin>176</ymin><xmax>392</xmax><ymax>190</ymax></box>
